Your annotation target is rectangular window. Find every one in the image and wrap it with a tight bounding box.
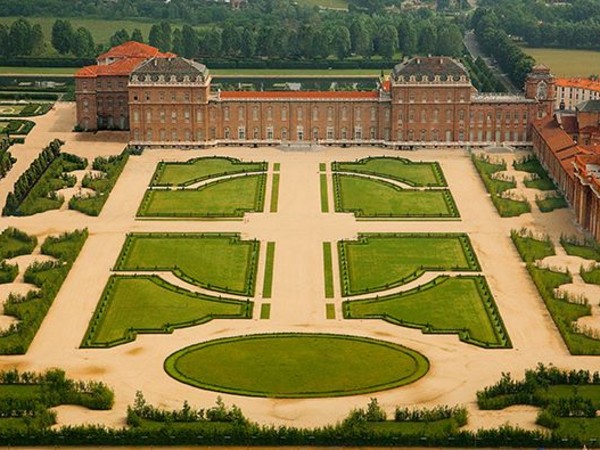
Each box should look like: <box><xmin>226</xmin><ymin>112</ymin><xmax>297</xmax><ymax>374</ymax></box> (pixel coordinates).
<box><xmin>196</xmin><ymin>109</ymin><xmax>203</xmax><ymax>122</ymax></box>
<box><xmin>371</xmin><ymin>107</ymin><xmax>376</xmax><ymax>121</ymax></box>
<box><xmin>184</xmin><ymin>110</ymin><xmax>190</xmax><ymax>123</ymax></box>
<box><xmin>266</xmin><ymin>126</ymin><xmax>274</xmax><ymax>140</ymax></box>
<box><xmin>281</xmin><ymin>108</ymin><xmax>287</xmax><ymax>121</ymax></box>
<box><xmin>171</xmin><ymin>110</ymin><xmax>177</xmax><ymax>123</ymax></box>
<box><xmin>327</xmin><ymin>127</ymin><xmax>334</xmax><ymax>140</ymax></box>
<box><xmin>238</xmin><ymin>126</ymin><xmax>245</xmax><ymax>140</ymax></box>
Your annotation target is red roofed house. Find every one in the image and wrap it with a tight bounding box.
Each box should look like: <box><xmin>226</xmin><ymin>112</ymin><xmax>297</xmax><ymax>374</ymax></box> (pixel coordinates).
<box><xmin>75</xmin><ymin>41</ymin><xmax>175</xmax><ymax>131</ymax></box>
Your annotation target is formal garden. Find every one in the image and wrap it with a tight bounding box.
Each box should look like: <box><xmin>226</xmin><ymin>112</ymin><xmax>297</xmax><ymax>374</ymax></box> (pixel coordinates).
<box><xmin>513</xmin><ymin>155</ymin><xmax>568</xmax><ymax>213</ymax></box>
<box><xmin>331</xmin><ymin>156</ymin><xmax>457</xmax><ymax>219</ymax></box>
<box><xmin>344</xmin><ymin>276</ymin><xmax>511</xmax><ymax>348</ymax></box>
<box><xmin>338</xmin><ymin>233</ymin><xmax>480</xmax><ymax>296</ymax></box>
<box><xmin>164</xmin><ymin>333</ymin><xmax>429</xmax><ymax>398</ymax></box>
<box><xmin>0</xmin><ymin>119</ymin><xmax>35</xmax><ymax>136</ymax></box>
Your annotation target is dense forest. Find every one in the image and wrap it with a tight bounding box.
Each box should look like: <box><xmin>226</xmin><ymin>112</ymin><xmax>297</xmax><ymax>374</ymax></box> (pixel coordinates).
<box><xmin>0</xmin><ymin>0</ymin><xmax>465</xmax><ymax>62</ymax></box>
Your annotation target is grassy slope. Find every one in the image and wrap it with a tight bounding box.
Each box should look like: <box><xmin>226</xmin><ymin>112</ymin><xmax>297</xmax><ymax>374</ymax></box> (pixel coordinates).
<box><xmin>140</xmin><ymin>175</ymin><xmax>264</xmax><ymax>217</ymax></box>
<box><xmin>152</xmin><ymin>157</ymin><xmax>265</xmax><ymax>186</ymax></box>
<box><xmin>521</xmin><ymin>47</ymin><xmax>600</xmax><ymax>77</ymax></box>
<box><xmin>347</xmin><ymin>277</ymin><xmax>503</xmax><ymax>346</ymax></box>
<box><xmin>90</xmin><ymin>276</ymin><xmax>247</xmax><ymax>344</ymax></box>
<box><xmin>335</xmin><ymin>157</ymin><xmax>446</xmax><ymax>187</ymax></box>
<box><xmin>116</xmin><ymin>234</ymin><xmax>256</xmax><ymax>295</ymax></box>
<box><xmin>335</xmin><ymin>175</ymin><xmax>456</xmax><ymax>217</ymax></box>
<box><xmin>342</xmin><ymin>234</ymin><xmax>477</xmax><ymax>294</ymax></box>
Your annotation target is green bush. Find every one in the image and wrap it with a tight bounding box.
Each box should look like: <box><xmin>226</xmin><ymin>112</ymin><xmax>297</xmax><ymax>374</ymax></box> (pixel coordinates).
<box><xmin>0</xmin><ymin>227</ymin><xmax>37</xmax><ymax>258</ymax></box>
<box><xmin>510</xmin><ymin>228</ymin><xmax>555</xmax><ymax>262</ymax></box>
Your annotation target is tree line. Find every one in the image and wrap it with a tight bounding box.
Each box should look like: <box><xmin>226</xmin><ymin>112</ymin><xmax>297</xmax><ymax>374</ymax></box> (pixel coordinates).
<box><xmin>0</xmin><ymin>5</ymin><xmax>465</xmax><ymax>61</ymax></box>
<box><xmin>471</xmin><ymin>8</ymin><xmax>534</xmax><ymax>88</ymax></box>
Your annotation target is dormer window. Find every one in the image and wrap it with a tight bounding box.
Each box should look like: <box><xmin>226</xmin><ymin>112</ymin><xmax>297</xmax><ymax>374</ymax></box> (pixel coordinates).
<box><xmin>183</xmin><ymin>76</ymin><xmax>190</xmax><ymax>83</ymax></box>
<box><xmin>170</xmin><ymin>75</ymin><xmax>177</xmax><ymax>83</ymax></box>
<box><xmin>131</xmin><ymin>75</ymin><xmax>138</xmax><ymax>82</ymax></box>
<box><xmin>409</xmin><ymin>75</ymin><xmax>416</xmax><ymax>82</ymax></box>
<box><xmin>398</xmin><ymin>75</ymin><xmax>405</xmax><ymax>82</ymax></box>
<box><xmin>434</xmin><ymin>75</ymin><xmax>441</xmax><ymax>83</ymax></box>
<box><xmin>196</xmin><ymin>75</ymin><xmax>203</xmax><ymax>82</ymax></box>
<box><xmin>144</xmin><ymin>75</ymin><xmax>151</xmax><ymax>82</ymax></box>
<box><xmin>459</xmin><ymin>75</ymin><xmax>467</xmax><ymax>82</ymax></box>
<box><xmin>158</xmin><ymin>75</ymin><xmax>165</xmax><ymax>82</ymax></box>
<box><xmin>421</xmin><ymin>75</ymin><xmax>428</xmax><ymax>83</ymax></box>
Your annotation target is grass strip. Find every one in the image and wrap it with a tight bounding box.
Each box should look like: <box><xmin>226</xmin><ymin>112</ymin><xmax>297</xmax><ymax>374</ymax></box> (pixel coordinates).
<box><xmin>323</xmin><ymin>242</ymin><xmax>335</xmax><ymax>298</ymax></box>
<box><xmin>319</xmin><ymin>163</ymin><xmax>327</xmax><ymax>172</ymax></box>
<box><xmin>320</xmin><ymin>173</ymin><xmax>329</xmax><ymax>213</ymax></box>
<box><xmin>273</xmin><ymin>163</ymin><xmax>280</xmax><ymax>172</ymax></box>
<box><xmin>269</xmin><ymin>174</ymin><xmax>280</xmax><ymax>213</ymax></box>
<box><xmin>326</xmin><ymin>303</ymin><xmax>336</xmax><ymax>319</ymax></box>
<box><xmin>262</xmin><ymin>242</ymin><xmax>275</xmax><ymax>299</ymax></box>
<box><xmin>260</xmin><ymin>304</ymin><xmax>271</xmax><ymax>319</ymax></box>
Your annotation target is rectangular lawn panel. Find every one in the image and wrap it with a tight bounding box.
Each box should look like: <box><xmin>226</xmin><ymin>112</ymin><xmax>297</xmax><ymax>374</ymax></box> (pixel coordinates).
<box><xmin>326</xmin><ymin>303</ymin><xmax>336</xmax><ymax>319</ymax></box>
<box><xmin>138</xmin><ymin>174</ymin><xmax>266</xmax><ymax>218</ymax></box>
<box><xmin>510</xmin><ymin>230</ymin><xmax>555</xmax><ymax>263</ymax></box>
<box><xmin>333</xmin><ymin>156</ymin><xmax>446</xmax><ymax>187</ymax></box>
<box><xmin>320</xmin><ymin>173</ymin><xmax>329</xmax><ymax>213</ymax></box>
<box><xmin>151</xmin><ymin>157</ymin><xmax>266</xmax><ymax>186</ymax></box>
<box><xmin>269</xmin><ymin>173</ymin><xmax>280</xmax><ymax>213</ymax></box>
<box><xmin>323</xmin><ymin>242</ymin><xmax>335</xmax><ymax>298</ymax></box>
<box><xmin>333</xmin><ymin>175</ymin><xmax>458</xmax><ymax>219</ymax></box>
<box><xmin>345</xmin><ymin>276</ymin><xmax>511</xmax><ymax>348</ymax></box>
<box><xmin>83</xmin><ymin>275</ymin><xmax>251</xmax><ymax>347</ymax></box>
<box><xmin>339</xmin><ymin>233</ymin><xmax>480</xmax><ymax>295</ymax></box>
<box><xmin>262</xmin><ymin>242</ymin><xmax>275</xmax><ymax>298</ymax></box>
<box><xmin>260</xmin><ymin>304</ymin><xmax>271</xmax><ymax>319</ymax></box>
<box><xmin>115</xmin><ymin>233</ymin><xmax>259</xmax><ymax>296</ymax></box>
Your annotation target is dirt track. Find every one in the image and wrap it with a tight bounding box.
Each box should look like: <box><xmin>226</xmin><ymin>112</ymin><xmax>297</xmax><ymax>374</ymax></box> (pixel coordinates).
<box><xmin>0</xmin><ymin>103</ymin><xmax>598</xmax><ymax>430</ymax></box>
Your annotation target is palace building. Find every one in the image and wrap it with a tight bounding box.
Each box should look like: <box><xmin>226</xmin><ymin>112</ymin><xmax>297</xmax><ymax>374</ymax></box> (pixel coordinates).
<box><xmin>75</xmin><ymin>42</ymin><xmax>556</xmax><ymax>148</ymax></box>
<box><xmin>75</xmin><ymin>41</ymin><xmax>600</xmax><ymax>241</ymax></box>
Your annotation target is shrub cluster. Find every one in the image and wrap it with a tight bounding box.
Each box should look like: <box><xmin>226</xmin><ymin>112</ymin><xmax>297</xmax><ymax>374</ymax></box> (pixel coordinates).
<box><xmin>0</xmin><ymin>138</ymin><xmax>15</xmax><ymax>179</ymax></box>
<box><xmin>3</xmin><ymin>139</ymin><xmax>64</xmax><ymax>215</ymax></box>
<box><xmin>0</xmin><ymin>229</ymin><xmax>88</xmax><ymax>354</ymax></box>
<box><xmin>395</xmin><ymin>405</ymin><xmax>468</xmax><ymax>426</ymax></box>
<box><xmin>69</xmin><ymin>149</ymin><xmax>129</xmax><ymax>216</ymax></box>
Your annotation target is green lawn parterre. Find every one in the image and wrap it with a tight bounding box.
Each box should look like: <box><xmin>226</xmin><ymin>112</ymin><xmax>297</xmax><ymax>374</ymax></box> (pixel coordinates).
<box><xmin>164</xmin><ymin>333</ymin><xmax>429</xmax><ymax>398</ymax></box>
<box><xmin>333</xmin><ymin>174</ymin><xmax>458</xmax><ymax>219</ymax></box>
<box><xmin>338</xmin><ymin>233</ymin><xmax>480</xmax><ymax>296</ymax></box>
<box><xmin>150</xmin><ymin>157</ymin><xmax>267</xmax><ymax>187</ymax></box>
<box><xmin>345</xmin><ymin>276</ymin><xmax>511</xmax><ymax>348</ymax></box>
<box><xmin>332</xmin><ymin>156</ymin><xmax>447</xmax><ymax>187</ymax></box>
<box><xmin>510</xmin><ymin>229</ymin><xmax>555</xmax><ymax>263</ymax></box>
<box><xmin>114</xmin><ymin>233</ymin><xmax>259</xmax><ymax>296</ymax></box>
<box><xmin>137</xmin><ymin>174</ymin><xmax>266</xmax><ymax>218</ymax></box>
<box><xmin>82</xmin><ymin>275</ymin><xmax>252</xmax><ymax>348</ymax></box>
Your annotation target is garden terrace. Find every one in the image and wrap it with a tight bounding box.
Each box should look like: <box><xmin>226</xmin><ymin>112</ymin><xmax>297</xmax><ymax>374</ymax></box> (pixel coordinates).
<box><xmin>150</xmin><ymin>156</ymin><xmax>267</xmax><ymax>187</ymax></box>
<box><xmin>137</xmin><ymin>174</ymin><xmax>266</xmax><ymax>219</ymax></box>
<box><xmin>560</xmin><ymin>236</ymin><xmax>600</xmax><ymax>262</ymax></box>
<box><xmin>69</xmin><ymin>149</ymin><xmax>130</xmax><ymax>216</ymax></box>
<box><xmin>0</xmin><ymin>119</ymin><xmax>35</xmax><ymax>136</ymax></box>
<box><xmin>536</xmin><ymin>194</ymin><xmax>568</xmax><ymax>213</ymax></box>
<box><xmin>164</xmin><ymin>333</ymin><xmax>429</xmax><ymax>398</ymax></box>
<box><xmin>332</xmin><ymin>174</ymin><xmax>458</xmax><ymax>219</ymax></box>
<box><xmin>0</xmin><ymin>227</ymin><xmax>36</xmax><ymax>259</ymax></box>
<box><xmin>345</xmin><ymin>276</ymin><xmax>511</xmax><ymax>348</ymax></box>
<box><xmin>338</xmin><ymin>233</ymin><xmax>480</xmax><ymax>296</ymax></box>
<box><xmin>82</xmin><ymin>275</ymin><xmax>252</xmax><ymax>348</ymax></box>
<box><xmin>114</xmin><ymin>233</ymin><xmax>259</xmax><ymax>296</ymax></box>
<box><xmin>332</xmin><ymin>156</ymin><xmax>447</xmax><ymax>187</ymax></box>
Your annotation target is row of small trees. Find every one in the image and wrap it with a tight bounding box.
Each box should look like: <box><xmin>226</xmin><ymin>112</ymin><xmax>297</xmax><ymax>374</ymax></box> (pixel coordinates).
<box><xmin>2</xmin><ymin>138</ymin><xmax>63</xmax><ymax>216</ymax></box>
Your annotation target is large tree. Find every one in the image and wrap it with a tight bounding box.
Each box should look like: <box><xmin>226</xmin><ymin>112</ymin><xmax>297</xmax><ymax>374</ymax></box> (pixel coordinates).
<box><xmin>51</xmin><ymin>19</ymin><xmax>74</xmax><ymax>55</ymax></box>
<box><xmin>9</xmin><ymin>18</ymin><xmax>34</xmax><ymax>56</ymax></box>
<box><xmin>109</xmin><ymin>29</ymin><xmax>130</xmax><ymax>47</ymax></box>
<box><xmin>181</xmin><ymin>25</ymin><xmax>198</xmax><ymax>59</ymax></box>
<box><xmin>377</xmin><ymin>23</ymin><xmax>397</xmax><ymax>59</ymax></box>
<box><xmin>72</xmin><ymin>26</ymin><xmax>95</xmax><ymax>58</ymax></box>
<box><xmin>331</xmin><ymin>25</ymin><xmax>351</xmax><ymax>60</ymax></box>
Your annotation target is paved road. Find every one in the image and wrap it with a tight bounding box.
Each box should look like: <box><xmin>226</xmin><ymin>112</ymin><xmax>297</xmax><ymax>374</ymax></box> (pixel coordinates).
<box><xmin>464</xmin><ymin>30</ymin><xmax>520</xmax><ymax>94</ymax></box>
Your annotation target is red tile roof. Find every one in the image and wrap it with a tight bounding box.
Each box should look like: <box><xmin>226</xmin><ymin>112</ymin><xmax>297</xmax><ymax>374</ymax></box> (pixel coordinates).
<box><xmin>75</xmin><ymin>57</ymin><xmax>147</xmax><ymax>78</ymax></box>
<box><xmin>556</xmin><ymin>77</ymin><xmax>600</xmax><ymax>92</ymax></box>
<box><xmin>97</xmin><ymin>41</ymin><xmax>175</xmax><ymax>61</ymax></box>
<box><xmin>533</xmin><ymin>116</ymin><xmax>582</xmax><ymax>178</ymax></box>
<box><xmin>220</xmin><ymin>91</ymin><xmax>379</xmax><ymax>100</ymax></box>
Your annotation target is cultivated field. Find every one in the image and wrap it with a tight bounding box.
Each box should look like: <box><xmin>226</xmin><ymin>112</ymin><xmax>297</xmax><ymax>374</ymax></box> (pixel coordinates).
<box><xmin>1</xmin><ymin>103</ymin><xmax>600</xmax><ymax>440</ymax></box>
<box><xmin>521</xmin><ymin>47</ymin><xmax>600</xmax><ymax>77</ymax></box>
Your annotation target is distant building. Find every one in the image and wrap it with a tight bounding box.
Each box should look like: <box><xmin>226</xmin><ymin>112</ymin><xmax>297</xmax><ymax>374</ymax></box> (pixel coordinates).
<box><xmin>75</xmin><ymin>41</ymin><xmax>175</xmax><ymax>131</ymax></box>
<box><xmin>555</xmin><ymin>77</ymin><xmax>600</xmax><ymax>111</ymax></box>
<box><xmin>531</xmin><ymin>100</ymin><xmax>600</xmax><ymax>241</ymax></box>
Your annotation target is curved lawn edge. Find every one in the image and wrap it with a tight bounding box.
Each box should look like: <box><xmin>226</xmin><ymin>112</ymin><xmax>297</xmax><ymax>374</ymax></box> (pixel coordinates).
<box><xmin>164</xmin><ymin>333</ymin><xmax>429</xmax><ymax>398</ymax></box>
